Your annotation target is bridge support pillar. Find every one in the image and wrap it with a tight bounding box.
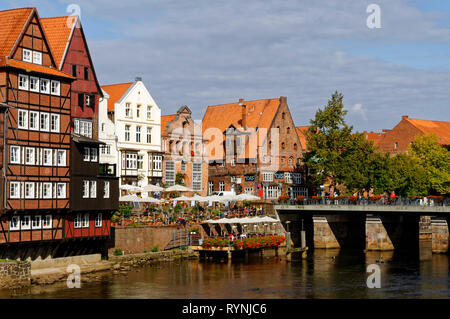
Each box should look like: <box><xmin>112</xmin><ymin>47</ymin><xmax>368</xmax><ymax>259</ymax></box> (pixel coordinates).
<box><xmin>431</xmin><ymin>217</ymin><xmax>449</xmax><ymax>254</ymax></box>
<box><xmin>313</xmin><ymin>216</ymin><xmax>340</xmax><ymax>249</ymax></box>
<box><xmin>366</xmin><ymin>214</ymin><xmax>419</xmax><ymax>251</ymax></box>
<box><xmin>313</xmin><ymin>214</ymin><xmax>365</xmax><ymax>249</ymax></box>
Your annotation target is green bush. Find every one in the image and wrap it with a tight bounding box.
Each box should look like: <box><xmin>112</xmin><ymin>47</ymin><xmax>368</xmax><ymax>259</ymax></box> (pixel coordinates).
<box><xmin>119</xmin><ymin>204</ymin><xmax>132</xmax><ymax>219</ymax></box>
<box><xmin>113</xmin><ymin>249</ymin><xmax>123</xmax><ymax>256</ymax></box>
<box><xmin>180</xmin><ymin>246</ymin><xmax>187</xmax><ymax>251</ymax></box>
<box><xmin>151</xmin><ymin>245</ymin><xmax>159</xmax><ymax>252</ymax></box>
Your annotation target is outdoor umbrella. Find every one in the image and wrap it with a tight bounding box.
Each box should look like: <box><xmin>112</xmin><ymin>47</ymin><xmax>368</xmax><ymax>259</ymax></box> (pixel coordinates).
<box><xmin>119</xmin><ymin>194</ymin><xmax>141</xmax><ymax>202</ymax></box>
<box><xmin>236</xmin><ymin>194</ymin><xmax>261</xmax><ymax>201</ymax></box>
<box><xmin>139</xmin><ymin>196</ymin><xmax>161</xmax><ymax>204</ymax></box>
<box><xmin>164</xmin><ymin>185</ymin><xmax>194</xmax><ymax>192</ymax></box>
<box><xmin>192</xmin><ymin>194</ymin><xmax>209</xmax><ymax>202</ymax></box>
<box><xmin>142</xmin><ymin>184</ymin><xmax>164</xmax><ymax>192</ymax></box>
<box><xmin>120</xmin><ymin>185</ymin><xmax>143</xmax><ymax>193</ymax></box>
<box><xmin>172</xmin><ymin>195</ymin><xmax>193</xmax><ymax>202</ymax></box>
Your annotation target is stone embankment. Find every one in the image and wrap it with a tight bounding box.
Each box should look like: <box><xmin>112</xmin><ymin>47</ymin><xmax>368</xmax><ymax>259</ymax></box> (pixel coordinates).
<box><xmin>0</xmin><ymin>260</ymin><xmax>30</xmax><ymax>289</ymax></box>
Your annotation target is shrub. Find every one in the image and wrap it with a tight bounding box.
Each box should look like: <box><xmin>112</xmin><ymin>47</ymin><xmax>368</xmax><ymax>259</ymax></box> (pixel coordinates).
<box><xmin>180</xmin><ymin>246</ymin><xmax>187</xmax><ymax>251</ymax></box>
<box><xmin>113</xmin><ymin>249</ymin><xmax>123</xmax><ymax>256</ymax></box>
<box><xmin>151</xmin><ymin>245</ymin><xmax>159</xmax><ymax>252</ymax></box>
<box><xmin>119</xmin><ymin>204</ymin><xmax>132</xmax><ymax>219</ymax></box>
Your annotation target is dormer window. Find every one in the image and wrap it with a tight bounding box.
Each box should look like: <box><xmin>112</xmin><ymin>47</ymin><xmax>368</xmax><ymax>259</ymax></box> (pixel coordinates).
<box><xmin>23</xmin><ymin>49</ymin><xmax>32</xmax><ymax>62</ymax></box>
<box><xmin>33</xmin><ymin>51</ymin><xmax>42</xmax><ymax>65</ymax></box>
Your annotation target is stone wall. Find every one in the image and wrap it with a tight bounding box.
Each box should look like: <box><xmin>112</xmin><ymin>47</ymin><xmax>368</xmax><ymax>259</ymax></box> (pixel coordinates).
<box><xmin>0</xmin><ymin>261</ymin><xmax>30</xmax><ymax>289</ymax></box>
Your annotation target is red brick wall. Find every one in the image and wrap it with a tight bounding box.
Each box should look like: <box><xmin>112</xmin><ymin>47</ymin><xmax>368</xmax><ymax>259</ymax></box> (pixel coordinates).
<box><xmin>376</xmin><ymin>117</ymin><xmax>422</xmax><ymax>154</ymax></box>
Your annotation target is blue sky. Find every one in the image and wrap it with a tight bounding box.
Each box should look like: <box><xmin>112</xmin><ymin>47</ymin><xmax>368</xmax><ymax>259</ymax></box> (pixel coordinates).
<box><xmin>1</xmin><ymin>0</ymin><xmax>449</xmax><ymax>132</ymax></box>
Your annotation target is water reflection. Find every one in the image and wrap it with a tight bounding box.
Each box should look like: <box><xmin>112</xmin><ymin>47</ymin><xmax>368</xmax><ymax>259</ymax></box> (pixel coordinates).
<box><xmin>2</xmin><ymin>246</ymin><xmax>449</xmax><ymax>299</ymax></box>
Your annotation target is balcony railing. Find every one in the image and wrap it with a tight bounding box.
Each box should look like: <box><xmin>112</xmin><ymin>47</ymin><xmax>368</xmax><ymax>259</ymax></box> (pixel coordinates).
<box><xmin>277</xmin><ymin>196</ymin><xmax>450</xmax><ymax>207</ymax></box>
<box><xmin>99</xmin><ymin>163</ymin><xmax>116</xmax><ymax>177</ymax></box>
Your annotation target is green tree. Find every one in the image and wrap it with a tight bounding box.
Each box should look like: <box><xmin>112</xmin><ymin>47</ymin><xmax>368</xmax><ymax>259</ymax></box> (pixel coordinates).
<box><xmin>387</xmin><ymin>153</ymin><xmax>428</xmax><ymax>196</ymax></box>
<box><xmin>409</xmin><ymin>134</ymin><xmax>450</xmax><ymax>195</ymax></box>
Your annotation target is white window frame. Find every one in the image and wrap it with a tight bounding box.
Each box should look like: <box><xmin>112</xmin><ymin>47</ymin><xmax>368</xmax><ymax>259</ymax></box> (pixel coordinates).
<box><xmin>18</xmin><ymin>74</ymin><xmax>29</xmax><ymax>90</ymax></box>
<box><xmin>10</xmin><ymin>216</ymin><xmax>20</xmax><ymax>231</ymax></box>
<box><xmin>192</xmin><ymin>162</ymin><xmax>202</xmax><ymax>191</ymax></box>
<box><xmin>51</xmin><ymin>114</ymin><xmax>60</xmax><ymax>132</ymax></box>
<box><xmin>57</xmin><ymin>183</ymin><xmax>66</xmax><ymax>199</ymax></box>
<box><xmin>10</xmin><ymin>181</ymin><xmax>20</xmax><ymax>199</ymax></box>
<box><xmin>25</xmin><ymin>182</ymin><xmax>35</xmax><ymax>199</ymax></box>
<box><xmin>104</xmin><ymin>181</ymin><xmax>110</xmax><ymax>199</ymax></box>
<box><xmin>82</xmin><ymin>181</ymin><xmax>89</xmax><ymax>198</ymax></box>
<box><xmin>208</xmin><ymin>181</ymin><xmax>214</xmax><ymax>195</ymax></box>
<box><xmin>84</xmin><ymin>147</ymin><xmax>90</xmax><ymax>161</ymax></box>
<box><xmin>82</xmin><ymin>213</ymin><xmax>90</xmax><ymax>228</ymax></box>
<box><xmin>42</xmin><ymin>215</ymin><xmax>52</xmax><ymax>229</ymax></box>
<box><xmin>74</xmin><ymin>213</ymin><xmax>82</xmax><ymax>228</ymax></box>
<box><xmin>262</xmin><ymin>172</ymin><xmax>274</xmax><ymax>182</ymax></box>
<box><xmin>50</xmin><ymin>80</ymin><xmax>60</xmax><ymax>96</ymax></box>
<box><xmin>90</xmin><ymin>181</ymin><xmax>97</xmax><ymax>198</ymax></box>
<box><xmin>147</xmin><ymin>105</ymin><xmax>152</xmax><ymax>120</ymax></box>
<box><xmin>57</xmin><ymin>150</ymin><xmax>66</xmax><ymax>166</ymax></box>
<box><xmin>90</xmin><ymin>148</ymin><xmax>98</xmax><ymax>162</ymax></box>
<box><xmin>43</xmin><ymin>183</ymin><xmax>52</xmax><ymax>199</ymax></box>
<box><xmin>43</xmin><ymin>149</ymin><xmax>52</xmax><ymax>166</ymax></box>
<box><xmin>33</xmin><ymin>51</ymin><xmax>42</xmax><ymax>65</ymax></box>
<box><xmin>74</xmin><ymin>119</ymin><xmax>79</xmax><ymax>134</ymax></box>
<box><xmin>165</xmin><ymin>161</ymin><xmax>175</xmax><ymax>186</ymax></box>
<box><xmin>219</xmin><ymin>181</ymin><xmax>225</xmax><ymax>192</ymax></box>
<box><xmin>30</xmin><ymin>76</ymin><xmax>39</xmax><ymax>92</ymax></box>
<box><xmin>153</xmin><ymin>155</ymin><xmax>162</xmax><ymax>171</ymax></box>
<box><xmin>10</xmin><ymin>145</ymin><xmax>20</xmax><ymax>164</ymax></box>
<box><xmin>125</xmin><ymin>125</ymin><xmax>130</xmax><ymax>142</ymax></box>
<box><xmin>21</xmin><ymin>215</ymin><xmax>31</xmax><ymax>230</ymax></box>
<box><xmin>284</xmin><ymin>172</ymin><xmax>293</xmax><ymax>184</ymax></box>
<box><xmin>40</xmin><ymin>78</ymin><xmax>50</xmax><ymax>94</ymax></box>
<box><xmin>40</xmin><ymin>112</ymin><xmax>49</xmax><ymax>131</ymax></box>
<box><xmin>32</xmin><ymin>215</ymin><xmax>41</xmax><ymax>229</ymax></box>
<box><xmin>25</xmin><ymin>147</ymin><xmax>35</xmax><ymax>165</ymax></box>
<box><xmin>18</xmin><ymin>109</ymin><xmax>28</xmax><ymax>129</ymax></box>
<box><xmin>95</xmin><ymin>213</ymin><xmax>102</xmax><ymax>228</ymax></box>
<box><xmin>29</xmin><ymin>111</ymin><xmax>39</xmax><ymax>130</ymax></box>
<box><xmin>22</xmin><ymin>49</ymin><xmax>32</xmax><ymax>62</ymax></box>
<box><xmin>136</xmin><ymin>126</ymin><xmax>141</xmax><ymax>143</ymax></box>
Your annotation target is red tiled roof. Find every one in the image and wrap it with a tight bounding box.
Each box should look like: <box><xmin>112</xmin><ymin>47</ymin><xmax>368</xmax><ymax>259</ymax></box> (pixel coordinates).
<box><xmin>364</xmin><ymin>131</ymin><xmax>385</xmax><ymax>146</ymax></box>
<box><xmin>40</xmin><ymin>16</ymin><xmax>73</xmax><ymax>68</ymax></box>
<box><xmin>0</xmin><ymin>8</ymin><xmax>33</xmax><ymax>58</ymax></box>
<box><xmin>5</xmin><ymin>58</ymin><xmax>74</xmax><ymax>79</ymax></box>
<box><xmin>405</xmin><ymin>118</ymin><xmax>450</xmax><ymax>145</ymax></box>
<box><xmin>101</xmin><ymin>82</ymin><xmax>134</xmax><ymax>112</ymax></box>
<box><xmin>296</xmin><ymin>126</ymin><xmax>310</xmax><ymax>151</ymax></box>
<box><xmin>161</xmin><ymin>114</ymin><xmax>177</xmax><ymax>135</ymax></box>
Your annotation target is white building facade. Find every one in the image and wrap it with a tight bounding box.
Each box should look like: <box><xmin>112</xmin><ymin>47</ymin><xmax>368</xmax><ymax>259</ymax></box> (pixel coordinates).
<box><xmin>99</xmin><ymin>78</ymin><xmax>163</xmax><ymax>191</ymax></box>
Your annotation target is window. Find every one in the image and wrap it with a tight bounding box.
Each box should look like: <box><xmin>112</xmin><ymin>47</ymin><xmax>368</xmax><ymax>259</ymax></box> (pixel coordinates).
<box><xmin>125</xmin><ymin>103</ymin><xmax>131</xmax><ymax>118</ymax></box>
<box><xmin>32</xmin><ymin>215</ymin><xmax>41</xmax><ymax>229</ymax></box>
<box><xmin>265</xmin><ymin>186</ymin><xmax>280</xmax><ymax>199</ymax></box>
<box><xmin>40</xmin><ymin>113</ymin><xmax>49</xmax><ymax>131</ymax></box>
<box><xmin>43</xmin><ymin>149</ymin><xmax>52</xmax><ymax>166</ymax></box>
<box><xmin>287</xmin><ymin>127</ymin><xmax>291</xmax><ymax>134</ymax></box>
<box><xmin>82</xmin><ymin>213</ymin><xmax>90</xmax><ymax>228</ymax></box>
<box><xmin>208</xmin><ymin>181</ymin><xmax>214</xmax><ymax>195</ymax></box>
<box><xmin>245</xmin><ymin>187</ymin><xmax>254</xmax><ymax>195</ymax></box>
<box><xmin>10</xmin><ymin>146</ymin><xmax>20</xmax><ymax>164</ymax></box>
<box><xmin>43</xmin><ymin>183</ymin><xmax>52</xmax><ymax>198</ymax></box>
<box><xmin>181</xmin><ymin>161</ymin><xmax>186</xmax><ymax>172</ymax></box>
<box><xmin>57</xmin><ymin>150</ymin><xmax>66</xmax><ymax>166</ymax></box>
<box><xmin>79</xmin><ymin>120</ymin><xmax>92</xmax><ymax>137</ymax></box>
<box><xmin>288</xmin><ymin>157</ymin><xmax>293</xmax><ymax>165</ymax></box>
<box><xmin>30</xmin><ymin>76</ymin><xmax>39</xmax><ymax>92</ymax></box>
<box><xmin>21</xmin><ymin>216</ymin><xmax>31</xmax><ymax>230</ymax></box>
<box><xmin>101</xmin><ymin>144</ymin><xmax>111</xmax><ymax>155</ymax></box>
<box><xmin>51</xmin><ymin>114</ymin><xmax>60</xmax><ymax>132</ymax></box>
<box><xmin>83</xmin><ymin>181</ymin><xmax>89</xmax><ymax>198</ymax></box>
<box><xmin>136</xmin><ymin>104</ymin><xmax>141</xmax><ymax>118</ymax></box>
<box><xmin>394</xmin><ymin>142</ymin><xmax>398</xmax><ymax>150</ymax></box>
<box><xmin>83</xmin><ymin>147</ymin><xmax>90</xmax><ymax>161</ymax></box>
<box><xmin>25</xmin><ymin>148</ymin><xmax>35</xmax><ymax>165</ymax></box>
<box><xmin>281</xmin><ymin>142</ymin><xmax>286</xmax><ymax>150</ymax></box>
<box><xmin>10</xmin><ymin>216</ymin><xmax>20</xmax><ymax>231</ymax></box>
<box><xmin>137</xmin><ymin>155</ymin><xmax>144</xmax><ymax>169</ymax></box>
<box><xmin>57</xmin><ymin>183</ymin><xmax>66</xmax><ymax>198</ymax></box>
<box><xmin>51</xmin><ymin>81</ymin><xmax>60</xmax><ymax>95</ymax></box>
<box><xmin>33</xmin><ymin>51</ymin><xmax>42</xmax><ymax>65</ymax></box>
<box><xmin>23</xmin><ymin>49</ymin><xmax>32</xmax><ymax>62</ymax></box>
<box><xmin>42</xmin><ymin>215</ymin><xmax>52</xmax><ymax>229</ymax></box>
<box><xmin>90</xmin><ymin>181</ymin><xmax>97</xmax><ymax>198</ymax></box>
<box><xmin>285</xmin><ymin>172</ymin><xmax>293</xmax><ymax>184</ymax></box>
<box><xmin>95</xmin><ymin>213</ymin><xmax>102</xmax><ymax>227</ymax></box>
<box><xmin>104</xmin><ymin>182</ymin><xmax>110</xmax><ymax>199</ymax></box>
<box><xmin>40</xmin><ymin>78</ymin><xmax>49</xmax><ymax>94</ymax></box>
<box><xmin>85</xmin><ymin>95</ymin><xmax>91</xmax><ymax>107</ymax></box>
<box><xmin>230</xmin><ymin>158</ymin><xmax>235</xmax><ymax>166</ymax></box>
<box><xmin>192</xmin><ymin>162</ymin><xmax>202</xmax><ymax>191</ymax></box>
<box><xmin>78</xmin><ymin>93</ymin><xmax>84</xmax><ymax>107</ymax></box>
<box><xmin>125</xmin><ymin>153</ymin><xmax>137</xmax><ymax>169</ymax></box>
<box><xmin>10</xmin><ymin>182</ymin><xmax>20</xmax><ymax>198</ymax></box>
<box><xmin>29</xmin><ymin>111</ymin><xmax>38</xmax><ymax>130</ymax></box>
<box><xmin>147</xmin><ymin>105</ymin><xmax>152</xmax><ymax>120</ymax></box>
<box><xmin>74</xmin><ymin>213</ymin><xmax>82</xmax><ymax>228</ymax></box>
<box><xmin>262</xmin><ymin>172</ymin><xmax>274</xmax><ymax>182</ymax></box>
<box><xmin>90</xmin><ymin>148</ymin><xmax>98</xmax><ymax>162</ymax></box>
<box><xmin>293</xmin><ymin>173</ymin><xmax>302</xmax><ymax>184</ymax></box>
<box><xmin>25</xmin><ymin>182</ymin><xmax>35</xmax><ymax>199</ymax></box>
<box><xmin>219</xmin><ymin>181</ymin><xmax>225</xmax><ymax>192</ymax></box>
<box><xmin>147</xmin><ymin>127</ymin><xmax>152</xmax><ymax>144</ymax></box>
<box><xmin>74</xmin><ymin>119</ymin><xmax>79</xmax><ymax>134</ymax></box>
<box><xmin>19</xmin><ymin>74</ymin><xmax>29</xmax><ymax>90</ymax></box>
<box><xmin>72</xmin><ymin>65</ymin><xmax>77</xmax><ymax>77</ymax></box>
<box><xmin>165</xmin><ymin>161</ymin><xmax>175</xmax><ymax>186</ymax></box>
<box><xmin>101</xmin><ymin>123</ymin><xmax>105</xmax><ymax>132</ymax></box>
<box><xmin>153</xmin><ymin>155</ymin><xmax>162</xmax><ymax>171</ymax></box>
<box><xmin>136</xmin><ymin>126</ymin><xmax>141</xmax><ymax>142</ymax></box>
<box><xmin>84</xmin><ymin>67</ymin><xmax>89</xmax><ymax>80</ymax></box>
<box><xmin>125</xmin><ymin>125</ymin><xmax>130</xmax><ymax>141</ymax></box>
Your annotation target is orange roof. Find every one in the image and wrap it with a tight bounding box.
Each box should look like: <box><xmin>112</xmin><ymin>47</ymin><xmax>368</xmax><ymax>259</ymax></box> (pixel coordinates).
<box><xmin>0</xmin><ymin>8</ymin><xmax>33</xmax><ymax>58</ymax></box>
<box><xmin>101</xmin><ymin>82</ymin><xmax>134</xmax><ymax>112</ymax></box>
<box><xmin>5</xmin><ymin>58</ymin><xmax>74</xmax><ymax>79</ymax></box>
<box><xmin>40</xmin><ymin>16</ymin><xmax>73</xmax><ymax>68</ymax></box>
<box><xmin>202</xmin><ymin>98</ymin><xmax>281</xmax><ymax>160</ymax></box>
<box><xmin>296</xmin><ymin>126</ymin><xmax>310</xmax><ymax>151</ymax></box>
<box><xmin>161</xmin><ymin>114</ymin><xmax>177</xmax><ymax>135</ymax></box>
<box><xmin>364</xmin><ymin>131</ymin><xmax>385</xmax><ymax>146</ymax></box>
<box><xmin>405</xmin><ymin>118</ymin><xmax>450</xmax><ymax>145</ymax></box>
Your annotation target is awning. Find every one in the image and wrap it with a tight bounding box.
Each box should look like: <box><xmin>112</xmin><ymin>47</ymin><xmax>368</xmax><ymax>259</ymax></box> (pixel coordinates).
<box><xmin>71</xmin><ymin>133</ymin><xmax>106</xmax><ymax>145</ymax></box>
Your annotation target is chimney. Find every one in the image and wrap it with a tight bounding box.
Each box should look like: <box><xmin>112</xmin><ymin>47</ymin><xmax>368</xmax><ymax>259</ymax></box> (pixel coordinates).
<box><xmin>280</xmin><ymin>96</ymin><xmax>287</xmax><ymax>104</ymax></box>
<box><xmin>239</xmin><ymin>99</ymin><xmax>247</xmax><ymax>129</ymax></box>
<box><xmin>402</xmin><ymin>115</ymin><xmax>408</xmax><ymax>120</ymax></box>
<box><xmin>135</xmin><ymin>77</ymin><xmax>142</xmax><ymax>82</ymax></box>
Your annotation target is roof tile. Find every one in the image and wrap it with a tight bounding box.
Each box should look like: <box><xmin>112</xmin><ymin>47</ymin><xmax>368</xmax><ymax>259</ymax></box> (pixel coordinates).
<box><xmin>101</xmin><ymin>82</ymin><xmax>134</xmax><ymax>112</ymax></box>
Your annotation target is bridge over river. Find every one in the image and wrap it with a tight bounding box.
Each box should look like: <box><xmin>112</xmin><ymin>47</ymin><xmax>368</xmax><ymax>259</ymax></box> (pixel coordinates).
<box><xmin>274</xmin><ymin>202</ymin><xmax>450</xmax><ymax>253</ymax></box>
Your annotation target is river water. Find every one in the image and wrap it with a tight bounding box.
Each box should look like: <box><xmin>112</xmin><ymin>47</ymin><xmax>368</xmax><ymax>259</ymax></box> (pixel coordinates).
<box><xmin>3</xmin><ymin>241</ymin><xmax>449</xmax><ymax>299</ymax></box>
